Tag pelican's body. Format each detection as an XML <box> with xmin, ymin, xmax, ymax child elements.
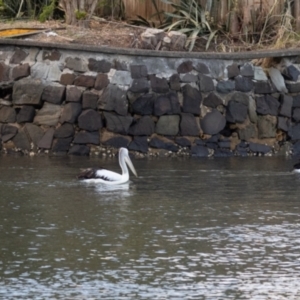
<box><xmin>77</xmin><ymin>148</ymin><xmax>137</xmax><ymax>185</ymax></box>
<box><xmin>293</xmin><ymin>161</ymin><xmax>300</xmax><ymax>173</ymax></box>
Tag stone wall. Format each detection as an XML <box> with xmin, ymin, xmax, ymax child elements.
<box><xmin>1</xmin><ymin>40</ymin><xmax>300</xmax><ymax>157</ymax></box>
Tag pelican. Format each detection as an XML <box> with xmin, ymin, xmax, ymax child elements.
<box><xmin>77</xmin><ymin>147</ymin><xmax>138</xmax><ymax>185</ymax></box>
<box><xmin>293</xmin><ymin>161</ymin><xmax>300</xmax><ymax>173</ymax></box>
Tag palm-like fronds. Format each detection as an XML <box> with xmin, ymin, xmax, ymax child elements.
<box><xmin>161</xmin><ymin>0</ymin><xmax>218</xmax><ymax>51</ymax></box>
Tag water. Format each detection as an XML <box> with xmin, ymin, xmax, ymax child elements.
<box><xmin>1</xmin><ymin>155</ymin><xmax>300</xmax><ymax>299</ymax></box>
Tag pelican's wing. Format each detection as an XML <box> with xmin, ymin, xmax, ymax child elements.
<box><xmin>95</xmin><ymin>169</ymin><xmax>122</xmax><ymax>182</ymax></box>
<box><xmin>77</xmin><ymin>168</ymin><xmax>122</xmax><ymax>182</ymax></box>
<box><xmin>294</xmin><ymin>162</ymin><xmax>300</xmax><ymax>169</ymax></box>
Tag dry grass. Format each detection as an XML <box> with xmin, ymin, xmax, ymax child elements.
<box><xmin>0</xmin><ymin>18</ymin><xmax>300</xmax><ymax>53</ymax></box>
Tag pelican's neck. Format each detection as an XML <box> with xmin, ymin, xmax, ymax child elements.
<box><xmin>119</xmin><ymin>150</ymin><xmax>129</xmax><ymax>176</ymax></box>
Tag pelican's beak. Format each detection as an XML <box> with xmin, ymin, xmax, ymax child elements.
<box><xmin>125</xmin><ymin>155</ymin><xmax>138</xmax><ymax>177</ymax></box>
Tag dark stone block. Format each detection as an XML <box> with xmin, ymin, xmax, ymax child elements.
<box><xmin>216</xmin><ymin>80</ymin><xmax>235</xmax><ymax>93</ymax></box>
<box><xmin>129</xmin><ymin>136</ymin><xmax>148</xmax><ymax>153</ymax></box>
<box><xmin>182</xmin><ymin>84</ymin><xmax>201</xmax><ymax>115</ymax></box>
<box><xmin>60</xmin><ymin>73</ymin><xmax>76</xmax><ymax>86</ymax></box>
<box><xmin>129</xmin><ymin>116</ymin><xmax>155</xmax><ymax>136</ymax></box>
<box><xmin>24</xmin><ymin>123</ymin><xmax>44</xmax><ymax>147</ymax></box>
<box><xmin>12</xmin><ymin>63</ymin><xmax>30</xmax><ymax>80</ymax></box>
<box><xmin>43</xmin><ymin>50</ymin><xmax>61</xmax><ymax>61</ymax></box>
<box><xmin>82</xmin><ymin>90</ymin><xmax>98</xmax><ymax>110</ymax></box>
<box><xmin>283</xmin><ymin>65</ymin><xmax>300</xmax><ymax>81</ymax></box>
<box><xmin>169</xmin><ymin>74</ymin><xmax>181</xmax><ymax>91</ymax></box>
<box><xmin>191</xmin><ymin>145</ymin><xmax>209</xmax><ymax>157</ymax></box>
<box><xmin>292</xmin><ymin>141</ymin><xmax>300</xmax><ymax>156</ymax></box>
<box><xmin>98</xmin><ymin>84</ymin><xmax>128</xmax><ymax>116</ymax></box>
<box><xmin>235</xmin><ymin>76</ymin><xmax>253</xmax><ymax>92</ymax></box>
<box><xmin>203</xmin><ymin>92</ymin><xmax>223</xmax><ymax>108</ymax></box>
<box><xmin>199</xmin><ymin>74</ymin><xmax>214</xmax><ymax>92</ymax></box>
<box><xmin>293</xmin><ymin>95</ymin><xmax>300</xmax><ymax>108</ymax></box>
<box><xmin>180</xmin><ymin>113</ymin><xmax>199</xmax><ymax>136</ymax></box>
<box><xmin>129</xmin><ymin>78</ymin><xmax>150</xmax><ymax>93</ymax></box>
<box><xmin>154</xmin><ymin>92</ymin><xmax>181</xmax><ymax>116</ymax></box>
<box><xmin>218</xmin><ymin>140</ymin><xmax>231</xmax><ymax>148</ymax></box>
<box><xmin>286</xmin><ymin>82</ymin><xmax>300</xmax><ymax>93</ymax></box>
<box><xmin>13</xmin><ymin>78</ymin><xmax>44</xmax><ymax>106</ymax></box>
<box><xmin>60</xmin><ymin>102</ymin><xmax>82</xmax><ymax>124</ymax></box>
<box><xmin>99</xmin><ymin>84</ymin><xmax>128</xmax><ymax>116</ymax></box>
<box><xmin>214</xmin><ymin>148</ymin><xmax>234</xmax><ymax>157</ymax></box>
<box><xmin>254</xmin><ymin>81</ymin><xmax>274</xmax><ymax>94</ymax></box>
<box><xmin>74</xmin><ymin>75</ymin><xmax>95</xmax><ymax>88</ymax></box>
<box><xmin>0</xmin><ymin>62</ymin><xmax>10</xmax><ymax>81</ymax></box>
<box><xmin>206</xmin><ymin>142</ymin><xmax>218</xmax><ymax>149</ymax></box>
<box><xmin>88</xmin><ymin>58</ymin><xmax>112</xmax><ymax>73</ymax></box>
<box><xmin>175</xmin><ymin>137</ymin><xmax>191</xmax><ymax>147</ymax></box>
<box><xmin>150</xmin><ymin>76</ymin><xmax>169</xmax><ymax>93</ymax></box>
<box><xmin>104</xmin><ymin>112</ymin><xmax>133</xmax><ymax>134</ymax></box>
<box><xmin>66</xmin><ymin>86</ymin><xmax>83</xmax><ymax>103</ymax></box>
<box><xmin>10</xmin><ymin>49</ymin><xmax>28</xmax><ymax>64</ymax></box>
<box><xmin>73</xmin><ymin>131</ymin><xmax>100</xmax><ymax>145</ymax></box>
<box><xmin>180</xmin><ymin>73</ymin><xmax>198</xmax><ymax>83</ymax></box>
<box><xmin>195</xmin><ymin>139</ymin><xmax>206</xmax><ymax>146</ymax></box>
<box><xmin>177</xmin><ymin>61</ymin><xmax>193</xmax><ymax>73</ymax></box>
<box><xmin>227</xmin><ymin>63</ymin><xmax>240</xmax><ymax>78</ymax></box>
<box><xmin>206</xmin><ymin>134</ymin><xmax>220</xmax><ymax>142</ymax></box>
<box><xmin>78</xmin><ymin>109</ymin><xmax>102</xmax><ymax>131</ymax></box>
<box><xmin>279</xmin><ymin>94</ymin><xmax>293</xmax><ymax>118</ymax></box>
<box><xmin>200</xmin><ymin>110</ymin><xmax>226</xmax><ymax>135</ymax></box>
<box><xmin>94</xmin><ymin>73</ymin><xmax>109</xmax><ymax>90</ymax></box>
<box><xmin>1</xmin><ymin>124</ymin><xmax>18</xmax><ymax>142</ymax></box>
<box><xmin>240</xmin><ymin>63</ymin><xmax>254</xmax><ymax>77</ymax></box>
<box><xmin>42</xmin><ymin>83</ymin><xmax>65</xmax><ymax>105</ymax></box>
<box><xmin>38</xmin><ymin>128</ymin><xmax>55</xmax><ymax>149</ymax></box>
<box><xmin>0</xmin><ymin>81</ymin><xmax>13</xmax><ymax>98</ymax></box>
<box><xmin>17</xmin><ymin>106</ymin><xmax>35</xmax><ymax>123</ymax></box>
<box><xmin>236</xmin><ymin>142</ymin><xmax>249</xmax><ymax>156</ymax></box>
<box><xmin>256</xmin><ymin>95</ymin><xmax>280</xmax><ymax>116</ymax></box>
<box><xmin>69</xmin><ymin>145</ymin><xmax>90</xmax><ymax>156</ymax></box>
<box><xmin>249</xmin><ymin>142</ymin><xmax>271</xmax><ymax>154</ymax></box>
<box><xmin>194</xmin><ymin>62</ymin><xmax>209</xmax><ymax>74</ymax></box>
<box><xmin>114</xmin><ymin>60</ymin><xmax>128</xmax><ymax>71</ymax></box>
<box><xmin>149</xmin><ymin>136</ymin><xmax>178</xmax><ymax>152</ymax></box>
<box><xmin>13</xmin><ymin>130</ymin><xmax>31</xmax><ymax>151</ymax></box>
<box><xmin>0</xmin><ymin>107</ymin><xmax>16</xmax><ymax>123</ymax></box>
<box><xmin>288</xmin><ymin>124</ymin><xmax>300</xmax><ymax>140</ymax></box>
<box><xmin>278</xmin><ymin>117</ymin><xmax>290</xmax><ymax>132</ymax></box>
<box><xmin>52</xmin><ymin>137</ymin><xmax>73</xmax><ymax>152</ymax></box>
<box><xmin>293</xmin><ymin>108</ymin><xmax>300</xmax><ymax>122</ymax></box>
<box><xmin>103</xmin><ymin>136</ymin><xmax>130</xmax><ymax>148</ymax></box>
<box><xmin>131</xmin><ymin>94</ymin><xmax>154</xmax><ymax>115</ymax></box>
<box><xmin>130</xmin><ymin>65</ymin><xmax>148</xmax><ymax>78</ymax></box>
<box><xmin>226</xmin><ymin>101</ymin><xmax>248</xmax><ymax>123</ymax></box>
<box><xmin>54</xmin><ymin>123</ymin><xmax>75</xmax><ymax>138</ymax></box>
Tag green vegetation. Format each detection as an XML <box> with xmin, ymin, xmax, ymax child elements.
<box><xmin>161</xmin><ymin>0</ymin><xmax>217</xmax><ymax>51</ymax></box>
<box><xmin>39</xmin><ymin>0</ymin><xmax>55</xmax><ymax>22</ymax></box>
<box><xmin>75</xmin><ymin>10</ymin><xmax>87</xmax><ymax>20</ymax></box>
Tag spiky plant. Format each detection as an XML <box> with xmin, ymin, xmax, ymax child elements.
<box><xmin>161</xmin><ymin>0</ymin><xmax>218</xmax><ymax>51</ymax></box>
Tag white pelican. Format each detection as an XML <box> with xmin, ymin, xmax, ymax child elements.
<box><xmin>293</xmin><ymin>161</ymin><xmax>300</xmax><ymax>173</ymax></box>
<box><xmin>77</xmin><ymin>147</ymin><xmax>138</xmax><ymax>185</ymax></box>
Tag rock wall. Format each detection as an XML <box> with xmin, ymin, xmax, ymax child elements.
<box><xmin>0</xmin><ymin>41</ymin><xmax>300</xmax><ymax>157</ymax></box>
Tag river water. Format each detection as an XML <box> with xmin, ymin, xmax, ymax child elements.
<box><xmin>0</xmin><ymin>155</ymin><xmax>300</xmax><ymax>299</ymax></box>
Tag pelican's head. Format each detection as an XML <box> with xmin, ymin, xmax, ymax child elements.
<box><xmin>119</xmin><ymin>148</ymin><xmax>138</xmax><ymax>177</ymax></box>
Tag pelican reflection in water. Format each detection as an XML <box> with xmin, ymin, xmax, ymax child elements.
<box><xmin>77</xmin><ymin>147</ymin><xmax>138</xmax><ymax>185</ymax></box>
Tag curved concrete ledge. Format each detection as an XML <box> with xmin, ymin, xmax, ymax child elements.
<box><xmin>1</xmin><ymin>38</ymin><xmax>300</xmax><ymax>60</ymax></box>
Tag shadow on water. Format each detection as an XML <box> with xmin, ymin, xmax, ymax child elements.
<box><xmin>1</xmin><ymin>155</ymin><xmax>300</xmax><ymax>299</ymax></box>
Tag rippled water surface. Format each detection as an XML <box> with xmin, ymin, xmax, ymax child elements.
<box><xmin>1</xmin><ymin>155</ymin><xmax>300</xmax><ymax>299</ymax></box>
